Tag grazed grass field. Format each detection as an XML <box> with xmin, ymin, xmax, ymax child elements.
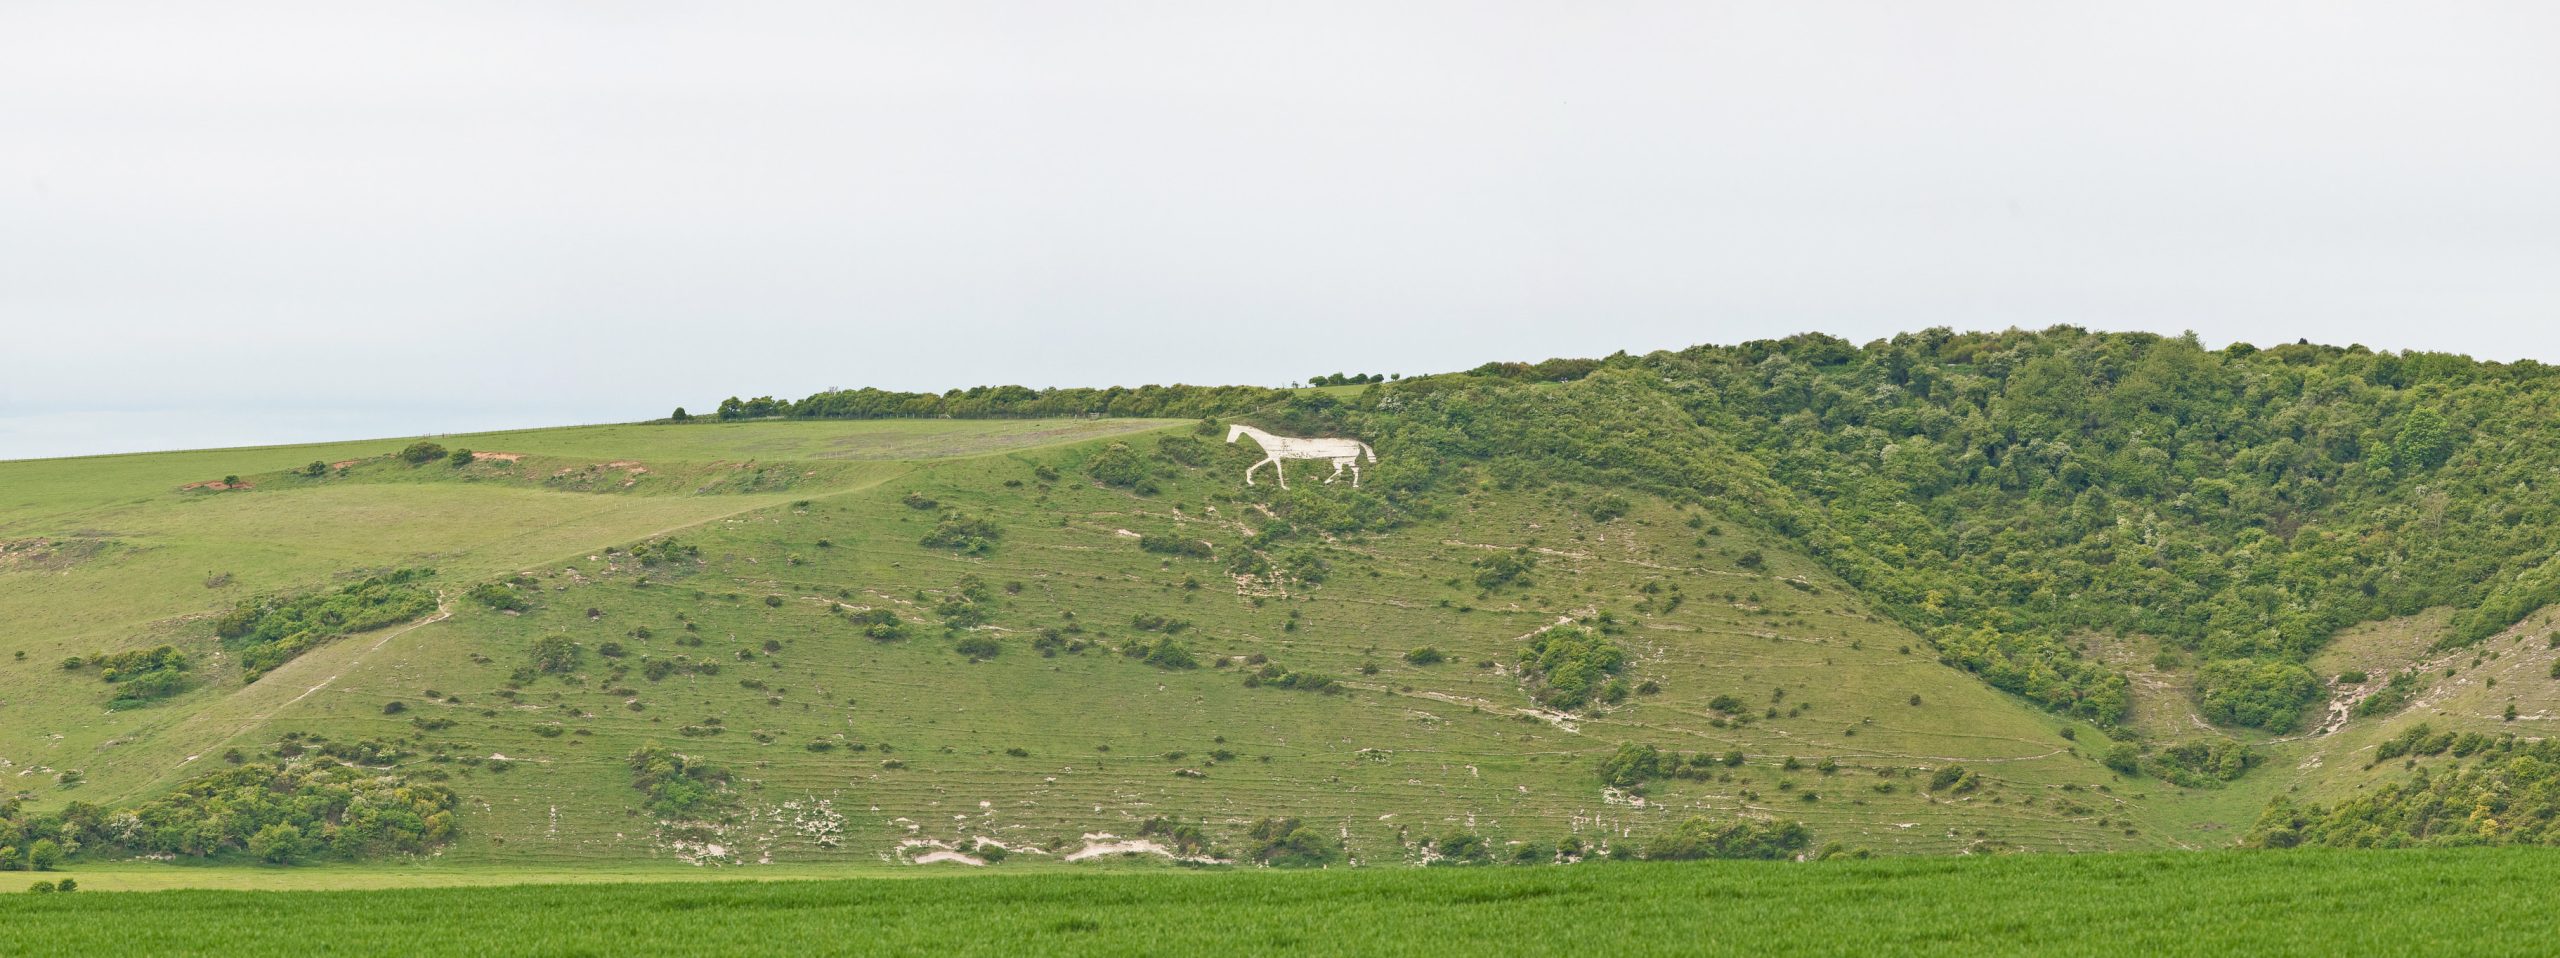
<box><xmin>6</xmin><ymin>849</ymin><xmax>2551</xmax><ymax>957</ymax></box>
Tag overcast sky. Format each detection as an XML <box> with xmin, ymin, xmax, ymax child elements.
<box><xmin>4</xmin><ymin>2</ymin><xmax>2555</xmax><ymax>459</ymax></box>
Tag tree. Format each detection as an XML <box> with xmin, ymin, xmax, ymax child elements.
<box><xmin>448</xmin><ymin>448</ymin><xmax>476</xmax><ymax>466</ymax></box>
<box><xmin>2197</xmin><ymin>659</ymin><xmax>2320</xmax><ymax>732</ymax></box>
<box><xmin>2103</xmin><ymin>743</ymin><xmax>2142</xmax><ymax>776</ymax></box>
<box><xmin>399</xmin><ymin>441</ymin><xmax>448</xmax><ymax>464</ymax></box>
<box><xmin>27</xmin><ymin>839</ymin><xmax>62</xmax><ymax>871</ymax></box>
<box><xmin>670</xmin><ymin>407</ymin><xmax>692</xmax><ymax>421</ymax></box>
<box><xmin>249</xmin><ymin>823</ymin><xmax>305</xmax><ymax>864</ymax></box>
<box><xmin>2395</xmin><ymin>408</ymin><xmax>2454</xmax><ymax>470</ymax></box>
<box><xmin>303</xmin><ymin>460</ymin><xmax>328</xmax><ymax>477</ymax></box>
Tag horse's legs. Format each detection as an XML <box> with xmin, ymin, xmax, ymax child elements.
<box><xmin>1244</xmin><ymin>456</ymin><xmax>1273</xmax><ymax>486</ymax></box>
<box><xmin>1323</xmin><ymin>460</ymin><xmax>1346</xmax><ymax>484</ymax></box>
<box><xmin>1274</xmin><ymin>459</ymin><xmax>1288</xmax><ymax>489</ymax></box>
<box><xmin>1350</xmin><ymin>462</ymin><xmax>1361</xmax><ymax>488</ymax></box>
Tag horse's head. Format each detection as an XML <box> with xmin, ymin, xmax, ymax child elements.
<box><xmin>1226</xmin><ymin>423</ymin><xmax>1248</xmax><ymax>443</ymax></box>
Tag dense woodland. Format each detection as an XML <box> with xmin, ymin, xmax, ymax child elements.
<box><xmin>704</xmin><ymin>327</ymin><xmax>2560</xmax><ymax>733</ymax></box>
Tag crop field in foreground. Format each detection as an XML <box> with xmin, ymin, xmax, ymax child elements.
<box><xmin>4</xmin><ymin>848</ymin><xmax>2551</xmax><ymax>957</ymax></box>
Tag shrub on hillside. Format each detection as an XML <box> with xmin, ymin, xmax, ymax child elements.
<box><xmin>626</xmin><ymin>743</ymin><xmax>734</xmax><ymax>821</ymax></box>
<box><xmin>1138</xmin><ymin>533</ymin><xmax>1213</xmax><ymax>559</ymax></box>
<box><xmin>2248</xmin><ymin>729</ymin><xmax>2560</xmax><ymax>848</ymax></box>
<box><xmin>1472</xmin><ymin>550</ymin><xmax>1536</xmax><ymax>590</ymax></box>
<box><xmin>213</xmin><ymin>569</ymin><xmax>438</xmax><ymax>680</ymax></box>
<box><xmin>528</xmin><ymin>634</ymin><xmax>580</xmax><ymax>674</ymax></box>
<box><xmin>1518</xmin><ymin>625</ymin><xmax>1627</xmax><ymax>711</ymax></box>
<box><xmin>2197</xmin><ymin>659</ymin><xmax>2320</xmax><ymax>732</ymax></box>
<box><xmin>1084</xmin><ymin>443</ymin><xmax>1155</xmax><ymax>492</ymax></box>
<box><xmin>0</xmin><ymin>760</ymin><xmax>456</xmax><ymax>864</ymax></box>
<box><xmin>467</xmin><ymin>581</ymin><xmax>530</xmax><ymax>612</ymax></box>
<box><xmin>2148</xmin><ymin>738</ymin><xmax>2261</xmax><ymax>787</ymax></box>
<box><xmin>1598</xmin><ymin>743</ymin><xmax>1662</xmax><ymax>789</ymax></box>
<box><xmin>1245</xmin><ymin>817</ymin><xmax>1342</xmax><ymax>867</ymax></box>
<box><xmin>398</xmin><ymin>442</ymin><xmax>448</xmax><ymax>464</ymax></box>
<box><xmin>1647</xmin><ymin>818</ymin><xmax>1812</xmax><ymax>861</ymax></box>
<box><xmin>919</xmin><ymin>514</ymin><xmax>1003</xmax><ymax>554</ymax></box>
<box><xmin>1126</xmin><ymin>636</ymin><xmax>1199</xmax><ymax>670</ymax></box>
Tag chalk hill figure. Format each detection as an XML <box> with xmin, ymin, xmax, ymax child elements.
<box><xmin>1226</xmin><ymin>424</ymin><xmax>1375</xmax><ymax>489</ymax></box>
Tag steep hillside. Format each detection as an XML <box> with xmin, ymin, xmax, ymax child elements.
<box><xmin>18</xmin><ymin>327</ymin><xmax>2560</xmax><ymax>874</ymax></box>
<box><xmin>738</xmin><ymin>329</ymin><xmax>2560</xmax><ymax>739</ymax></box>
<box><xmin>5</xmin><ymin>416</ymin><xmax>2184</xmax><ymax>872</ymax></box>
<box><xmin>0</xmin><ymin>419</ymin><xmax>1174</xmax><ymax>810</ymax></box>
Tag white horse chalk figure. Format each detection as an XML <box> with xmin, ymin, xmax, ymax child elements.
<box><xmin>1226</xmin><ymin>424</ymin><xmax>1376</xmax><ymax>489</ymax></box>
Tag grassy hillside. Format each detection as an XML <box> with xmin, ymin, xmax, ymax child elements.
<box><xmin>10</xmin><ymin>849</ymin><xmax>2559</xmax><ymax>956</ymax></box>
<box><xmin>17</xmin><ymin>328</ymin><xmax>2560</xmax><ymax>883</ymax></box>
<box><xmin>0</xmin><ymin>419</ymin><xmax>1175</xmax><ymax>811</ymax></box>
<box><xmin>4</xmin><ymin>412</ymin><xmax>2187</xmax><ymax>877</ymax></box>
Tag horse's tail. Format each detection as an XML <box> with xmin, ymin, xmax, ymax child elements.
<box><xmin>1360</xmin><ymin>441</ymin><xmax>1376</xmax><ymax>462</ymax></box>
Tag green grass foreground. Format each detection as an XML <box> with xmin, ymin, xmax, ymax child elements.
<box><xmin>5</xmin><ymin>849</ymin><xmax>2551</xmax><ymax>957</ymax></box>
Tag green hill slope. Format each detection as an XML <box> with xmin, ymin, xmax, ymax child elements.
<box><xmin>15</xmin><ymin>326</ymin><xmax>2560</xmax><ymax>877</ymax></box>
<box><xmin>3</xmin><ymin>415</ymin><xmax>2173</xmax><ymax>872</ymax></box>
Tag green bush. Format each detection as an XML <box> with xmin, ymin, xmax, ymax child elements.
<box><xmin>1472</xmin><ymin>550</ymin><xmax>1536</xmax><ymax>590</ymax></box>
<box><xmin>2102</xmin><ymin>744</ymin><xmax>2142</xmax><ymax>776</ymax></box>
<box><xmin>214</xmin><ymin>569</ymin><xmax>438</xmax><ymax>680</ymax></box>
<box><xmin>2197</xmin><ymin>659</ymin><xmax>2321</xmax><ymax>732</ymax></box>
<box><xmin>528</xmin><ymin>635</ymin><xmax>580</xmax><ymax>674</ymax></box>
<box><xmin>2353</xmin><ymin>672</ymin><xmax>2422</xmax><ymax>717</ymax></box>
<box><xmin>1128</xmin><ymin>637</ymin><xmax>1198</xmax><ymax>670</ymax></box>
<box><xmin>1084</xmin><ymin>443</ymin><xmax>1154</xmax><ymax>491</ymax></box>
<box><xmin>1646</xmin><ymin>818</ymin><xmax>1812</xmax><ymax>860</ymax></box>
<box><xmin>398</xmin><ymin>442</ymin><xmax>448</xmax><ymax>464</ymax></box>
<box><xmin>1244</xmin><ymin>817</ymin><xmax>1342</xmax><ymax>867</ymax></box>
<box><xmin>920</xmin><ymin>514</ymin><xmax>1003</xmax><ymax>554</ymax></box>
<box><xmin>1927</xmin><ymin>765</ymin><xmax>1978</xmax><ymax>793</ymax></box>
<box><xmin>466</xmin><ymin>582</ymin><xmax>530</xmax><ymax>612</ymax></box>
<box><xmin>626</xmin><ymin>743</ymin><xmax>734</xmax><ymax>820</ymax></box>
<box><xmin>1518</xmin><ymin>625</ymin><xmax>1626</xmax><ymax>711</ymax></box>
<box><xmin>1138</xmin><ymin>534</ymin><xmax>1213</xmax><ymax>559</ymax></box>
<box><xmin>2148</xmin><ymin>738</ymin><xmax>2261</xmax><ymax>787</ymax></box>
<box><xmin>1598</xmin><ymin>743</ymin><xmax>1662</xmax><ymax>788</ymax></box>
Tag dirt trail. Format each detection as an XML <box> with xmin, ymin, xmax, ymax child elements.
<box><xmin>165</xmin><ymin>592</ymin><xmax>453</xmax><ymax>770</ymax></box>
<box><xmin>2296</xmin><ymin>644</ymin><xmax>2481</xmax><ymax>740</ymax></box>
<box><xmin>130</xmin><ymin>480</ymin><xmax>850</xmax><ymax>782</ymax></box>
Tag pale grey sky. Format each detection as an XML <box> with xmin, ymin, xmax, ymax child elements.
<box><xmin>4</xmin><ymin>2</ymin><xmax>2555</xmax><ymax>459</ymax></box>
